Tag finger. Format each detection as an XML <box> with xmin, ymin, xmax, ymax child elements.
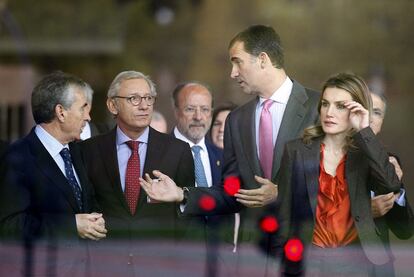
<box><xmin>235</xmin><ymin>193</ymin><xmax>261</xmax><ymax>201</ymax></box>
<box><xmin>236</xmin><ymin>198</ymin><xmax>262</xmax><ymax>207</ymax></box>
<box><xmin>144</xmin><ymin>173</ymin><xmax>154</xmax><ymax>183</ymax></box>
<box><xmin>254</xmin><ymin>175</ymin><xmax>268</xmax><ymax>184</ymax></box>
<box><xmin>236</xmin><ymin>188</ymin><xmax>261</xmax><ymax>196</ymax></box>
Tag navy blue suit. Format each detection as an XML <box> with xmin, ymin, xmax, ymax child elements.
<box><xmin>0</xmin><ymin>129</ymin><xmax>97</xmax><ymax>276</ymax></box>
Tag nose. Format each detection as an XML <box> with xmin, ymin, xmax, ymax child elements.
<box><xmin>84</xmin><ymin>109</ymin><xmax>91</xmax><ymax>122</ymax></box>
<box><xmin>219</xmin><ymin>122</ymin><xmax>225</xmax><ymax>133</ymax></box>
<box><xmin>193</xmin><ymin>108</ymin><xmax>202</xmax><ymax>121</ymax></box>
<box><xmin>230</xmin><ymin>65</ymin><xmax>239</xmax><ymax>79</ymax></box>
<box><xmin>326</xmin><ymin>105</ymin><xmax>334</xmax><ymax>117</ymax></box>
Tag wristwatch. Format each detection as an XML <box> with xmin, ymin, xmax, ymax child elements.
<box><xmin>181</xmin><ymin>187</ymin><xmax>189</xmax><ymax>205</ymax></box>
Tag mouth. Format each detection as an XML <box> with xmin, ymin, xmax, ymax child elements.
<box><xmin>189</xmin><ymin>124</ymin><xmax>205</xmax><ymax>129</ymax></box>
<box><xmin>323</xmin><ymin>121</ymin><xmax>336</xmax><ymax>126</ymax></box>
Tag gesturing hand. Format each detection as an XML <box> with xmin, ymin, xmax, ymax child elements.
<box><xmin>344</xmin><ymin>101</ymin><xmax>369</xmax><ymax>131</ymax></box>
<box><xmin>140</xmin><ymin>170</ymin><xmax>184</xmax><ymax>203</ymax></box>
<box><xmin>234</xmin><ymin>175</ymin><xmax>278</xmax><ymax>208</ymax></box>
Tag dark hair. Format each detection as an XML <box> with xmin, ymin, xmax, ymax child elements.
<box><xmin>171</xmin><ymin>81</ymin><xmax>214</xmax><ymax>108</ymax></box>
<box><xmin>208</xmin><ymin>101</ymin><xmax>237</xmax><ymax>141</ymax></box>
<box><xmin>229</xmin><ymin>25</ymin><xmax>284</xmax><ymax>69</ymax></box>
<box><xmin>303</xmin><ymin>72</ymin><xmax>372</xmax><ymax>146</ymax></box>
<box><xmin>31</xmin><ymin>71</ymin><xmax>92</xmax><ymax>124</ymax></box>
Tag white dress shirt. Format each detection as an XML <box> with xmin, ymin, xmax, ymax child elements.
<box><xmin>174</xmin><ymin>127</ymin><xmax>212</xmax><ymax>187</ymax></box>
<box><xmin>255</xmin><ymin>76</ymin><xmax>293</xmax><ymax>158</ymax></box>
<box><xmin>35</xmin><ymin>125</ymin><xmax>82</xmax><ymax>188</ymax></box>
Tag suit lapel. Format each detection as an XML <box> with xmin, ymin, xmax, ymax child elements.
<box><xmin>240</xmin><ymin>98</ymin><xmax>262</xmax><ymax>176</ymax></box>
<box><xmin>205</xmin><ymin>141</ymin><xmax>223</xmax><ymax>186</ymax></box>
<box><xmin>303</xmin><ymin>138</ymin><xmax>321</xmax><ymax>216</ymax></box>
<box><xmin>272</xmin><ymin>81</ymin><xmax>309</xmax><ymax>180</ymax></box>
<box><xmin>345</xmin><ymin>149</ymin><xmax>359</xmax><ymax>204</ymax></box>
<box><xmin>99</xmin><ymin>129</ymin><xmax>130</xmax><ymax>213</ymax></box>
<box><xmin>27</xmin><ymin>131</ymin><xmax>80</xmax><ymax>213</ymax></box>
<box><xmin>70</xmin><ymin>142</ymin><xmax>90</xmax><ymax>212</ymax></box>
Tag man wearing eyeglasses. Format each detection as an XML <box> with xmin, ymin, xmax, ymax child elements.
<box><xmin>79</xmin><ymin>71</ymin><xmax>195</xmax><ymax>276</ymax></box>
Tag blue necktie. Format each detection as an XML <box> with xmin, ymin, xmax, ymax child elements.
<box><xmin>192</xmin><ymin>145</ymin><xmax>208</xmax><ymax>187</ymax></box>
<box><xmin>60</xmin><ymin>148</ymin><xmax>83</xmax><ymax>211</ymax></box>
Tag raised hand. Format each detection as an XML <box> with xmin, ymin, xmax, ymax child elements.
<box><xmin>139</xmin><ymin>170</ymin><xmax>184</xmax><ymax>203</ymax></box>
<box><xmin>344</xmin><ymin>100</ymin><xmax>369</xmax><ymax>131</ymax></box>
<box><xmin>234</xmin><ymin>175</ymin><xmax>278</xmax><ymax>208</ymax></box>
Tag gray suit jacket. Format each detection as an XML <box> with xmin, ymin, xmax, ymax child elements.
<box><xmin>275</xmin><ymin>128</ymin><xmax>401</xmax><ymax>275</ymax></box>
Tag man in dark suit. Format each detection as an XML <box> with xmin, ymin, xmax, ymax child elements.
<box><xmin>141</xmin><ymin>25</ymin><xmax>320</xmax><ymax>276</ymax></box>
<box><xmin>369</xmin><ymin>91</ymin><xmax>413</xmax><ymax>276</ymax></box>
<box><xmin>172</xmin><ymin>81</ymin><xmax>234</xmax><ymax>276</ymax></box>
<box><xmin>80</xmin><ymin>71</ymin><xmax>195</xmax><ymax>276</ymax></box>
<box><xmin>0</xmin><ymin>71</ymin><xmax>107</xmax><ymax>276</ymax></box>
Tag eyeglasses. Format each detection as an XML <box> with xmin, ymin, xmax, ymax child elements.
<box><xmin>182</xmin><ymin>106</ymin><xmax>212</xmax><ymax>116</ymax></box>
<box><xmin>112</xmin><ymin>95</ymin><xmax>156</xmax><ymax>106</ymax></box>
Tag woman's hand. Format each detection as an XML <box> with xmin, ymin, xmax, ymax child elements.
<box><xmin>345</xmin><ymin>101</ymin><xmax>370</xmax><ymax>131</ymax></box>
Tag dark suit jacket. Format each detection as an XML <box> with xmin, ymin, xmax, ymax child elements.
<box><xmin>0</xmin><ymin>140</ymin><xmax>8</xmax><ymax>159</ymax></box>
<box><xmin>0</xmin><ymin>129</ymin><xmax>97</xmax><ymax>276</ymax></box>
<box><xmin>80</xmin><ymin>127</ymin><xmax>195</xmax><ymax>239</ymax></box>
<box><xmin>183</xmin><ymin>81</ymin><xmax>320</xmax><ymax>228</ymax></box>
<box><xmin>275</xmin><ymin>127</ymin><xmax>401</xmax><ymax>275</ymax></box>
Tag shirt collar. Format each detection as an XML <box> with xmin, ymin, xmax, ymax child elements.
<box><xmin>173</xmin><ymin>127</ymin><xmax>207</xmax><ymax>151</ymax></box>
<box><xmin>116</xmin><ymin>126</ymin><xmax>149</xmax><ymax>146</ymax></box>
<box><xmin>259</xmin><ymin>76</ymin><xmax>293</xmax><ymax>105</ymax></box>
<box><xmin>35</xmin><ymin>125</ymin><xmax>68</xmax><ymax>158</ymax></box>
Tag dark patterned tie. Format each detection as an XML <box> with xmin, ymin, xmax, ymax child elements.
<box><xmin>60</xmin><ymin>148</ymin><xmax>83</xmax><ymax>211</ymax></box>
<box><xmin>192</xmin><ymin>145</ymin><xmax>208</xmax><ymax>187</ymax></box>
<box><xmin>125</xmin><ymin>141</ymin><xmax>141</xmax><ymax>215</ymax></box>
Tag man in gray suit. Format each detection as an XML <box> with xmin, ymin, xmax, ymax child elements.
<box><xmin>141</xmin><ymin>25</ymin><xmax>320</xmax><ymax>276</ymax></box>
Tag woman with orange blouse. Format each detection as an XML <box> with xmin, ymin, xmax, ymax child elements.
<box><xmin>275</xmin><ymin>73</ymin><xmax>401</xmax><ymax>276</ymax></box>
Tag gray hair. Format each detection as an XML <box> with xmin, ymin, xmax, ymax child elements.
<box><xmin>31</xmin><ymin>71</ymin><xmax>92</xmax><ymax>124</ymax></box>
<box><xmin>107</xmin><ymin>71</ymin><xmax>157</xmax><ymax>98</ymax></box>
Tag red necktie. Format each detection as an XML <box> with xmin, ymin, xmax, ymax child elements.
<box><xmin>125</xmin><ymin>140</ymin><xmax>140</xmax><ymax>215</ymax></box>
<box><xmin>259</xmin><ymin>99</ymin><xmax>274</xmax><ymax>179</ymax></box>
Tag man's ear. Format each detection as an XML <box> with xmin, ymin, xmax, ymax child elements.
<box><xmin>107</xmin><ymin>98</ymin><xmax>118</xmax><ymax>116</ymax></box>
<box><xmin>259</xmin><ymin>52</ymin><xmax>270</xmax><ymax>68</ymax></box>
<box><xmin>55</xmin><ymin>104</ymin><xmax>66</xmax><ymax>122</ymax></box>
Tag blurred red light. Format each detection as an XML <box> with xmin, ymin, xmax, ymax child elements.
<box><xmin>260</xmin><ymin>216</ymin><xmax>279</xmax><ymax>233</ymax></box>
<box><xmin>223</xmin><ymin>176</ymin><xmax>241</xmax><ymax>196</ymax></box>
<box><xmin>199</xmin><ymin>195</ymin><xmax>216</xmax><ymax>211</ymax></box>
<box><xmin>284</xmin><ymin>238</ymin><xmax>304</xmax><ymax>262</ymax></box>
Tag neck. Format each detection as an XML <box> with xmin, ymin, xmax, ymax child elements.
<box><xmin>259</xmin><ymin>68</ymin><xmax>287</xmax><ymax>99</ymax></box>
<box><xmin>322</xmin><ymin>134</ymin><xmax>347</xmax><ymax>154</ymax></box>
<box><xmin>118</xmin><ymin>124</ymin><xmax>146</xmax><ymax>140</ymax></box>
<box><xmin>40</xmin><ymin>122</ymin><xmax>68</xmax><ymax>145</ymax></box>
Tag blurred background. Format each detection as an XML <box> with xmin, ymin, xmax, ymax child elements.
<box><xmin>0</xmin><ymin>0</ymin><xmax>413</xmax><ymax>272</ymax></box>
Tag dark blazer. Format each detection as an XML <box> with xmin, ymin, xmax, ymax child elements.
<box><xmin>184</xmin><ymin>81</ymin><xmax>320</xmax><ymax>220</ymax></box>
<box><xmin>80</xmin><ymin>127</ymin><xmax>195</xmax><ymax>238</ymax></box>
<box><xmin>180</xmin><ymin>80</ymin><xmax>319</xmax><ymax>276</ymax></box>
<box><xmin>275</xmin><ymin>127</ymin><xmax>401</xmax><ymax>275</ymax></box>
<box><xmin>0</xmin><ymin>129</ymin><xmax>97</xmax><ymax>276</ymax></box>
<box><xmin>373</xmin><ymin>154</ymin><xmax>414</xmax><ymax>276</ymax></box>
<box><xmin>0</xmin><ymin>140</ymin><xmax>8</xmax><ymax>159</ymax></box>
<box><xmin>206</xmin><ymin>140</ymin><xmax>223</xmax><ymax>187</ymax></box>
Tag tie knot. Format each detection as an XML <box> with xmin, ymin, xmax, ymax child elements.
<box><xmin>263</xmin><ymin>99</ymin><xmax>274</xmax><ymax>110</ymax></box>
<box><xmin>191</xmin><ymin>145</ymin><xmax>202</xmax><ymax>155</ymax></box>
<box><xmin>60</xmin><ymin>148</ymin><xmax>71</xmax><ymax>162</ymax></box>
<box><xmin>126</xmin><ymin>140</ymin><xmax>139</xmax><ymax>151</ymax></box>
